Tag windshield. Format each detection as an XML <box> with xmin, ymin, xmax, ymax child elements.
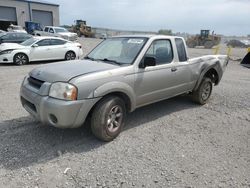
<box><xmin>86</xmin><ymin>37</ymin><xmax>147</xmax><ymax>65</ymax></box>
<box><xmin>21</xmin><ymin>38</ymin><xmax>39</xmax><ymax>46</ymax></box>
<box><xmin>54</xmin><ymin>28</ymin><xmax>68</xmax><ymax>33</ymax></box>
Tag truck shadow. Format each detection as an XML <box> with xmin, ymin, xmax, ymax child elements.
<box><xmin>0</xmin><ymin>95</ymin><xmax>198</xmax><ymax>170</ymax></box>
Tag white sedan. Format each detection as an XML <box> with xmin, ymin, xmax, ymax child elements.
<box><xmin>0</xmin><ymin>36</ymin><xmax>83</xmax><ymax>65</ymax></box>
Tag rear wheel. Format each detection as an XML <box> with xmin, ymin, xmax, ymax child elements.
<box><xmin>65</xmin><ymin>51</ymin><xmax>76</xmax><ymax>60</ymax></box>
<box><xmin>13</xmin><ymin>53</ymin><xmax>29</xmax><ymax>65</ymax></box>
<box><xmin>91</xmin><ymin>96</ymin><xmax>126</xmax><ymax>141</ymax></box>
<box><xmin>192</xmin><ymin>78</ymin><xmax>213</xmax><ymax>105</ymax></box>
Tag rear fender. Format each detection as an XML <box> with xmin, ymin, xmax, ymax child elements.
<box><xmin>193</xmin><ymin>61</ymin><xmax>222</xmax><ymax>91</ymax></box>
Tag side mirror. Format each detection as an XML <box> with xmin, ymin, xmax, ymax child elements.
<box><xmin>139</xmin><ymin>56</ymin><xmax>156</xmax><ymax>68</ymax></box>
<box><xmin>32</xmin><ymin>44</ymin><xmax>38</xmax><ymax>47</ymax></box>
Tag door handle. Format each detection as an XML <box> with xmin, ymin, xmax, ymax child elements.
<box><xmin>171</xmin><ymin>67</ymin><xmax>177</xmax><ymax>72</ymax></box>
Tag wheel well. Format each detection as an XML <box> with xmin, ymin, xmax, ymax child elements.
<box><xmin>90</xmin><ymin>91</ymin><xmax>131</xmax><ymax>113</ymax></box>
<box><xmin>85</xmin><ymin>92</ymin><xmax>132</xmax><ymax>127</ymax></box>
<box><xmin>66</xmin><ymin>50</ymin><xmax>76</xmax><ymax>55</ymax></box>
<box><xmin>204</xmin><ymin>68</ymin><xmax>219</xmax><ymax>84</ymax></box>
<box><xmin>102</xmin><ymin>92</ymin><xmax>131</xmax><ymax>112</ymax></box>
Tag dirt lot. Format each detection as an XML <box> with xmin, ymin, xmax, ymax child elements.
<box><xmin>0</xmin><ymin>38</ymin><xmax>249</xmax><ymax>188</ymax></box>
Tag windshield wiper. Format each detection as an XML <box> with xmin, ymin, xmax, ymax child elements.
<box><xmin>84</xmin><ymin>56</ymin><xmax>95</xmax><ymax>61</ymax></box>
<box><xmin>98</xmin><ymin>58</ymin><xmax>122</xmax><ymax>65</ymax></box>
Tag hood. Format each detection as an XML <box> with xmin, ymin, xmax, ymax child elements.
<box><xmin>58</xmin><ymin>32</ymin><xmax>77</xmax><ymax>37</ymax></box>
<box><xmin>30</xmin><ymin>60</ymin><xmax>119</xmax><ymax>83</ymax></box>
<box><xmin>0</xmin><ymin>43</ymin><xmax>24</xmax><ymax>51</ymax></box>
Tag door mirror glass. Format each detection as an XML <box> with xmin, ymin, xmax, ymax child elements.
<box><xmin>140</xmin><ymin>56</ymin><xmax>156</xmax><ymax>68</ymax></box>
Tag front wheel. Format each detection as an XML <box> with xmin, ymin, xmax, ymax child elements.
<box><xmin>13</xmin><ymin>53</ymin><xmax>29</xmax><ymax>65</ymax></box>
<box><xmin>65</xmin><ymin>51</ymin><xmax>76</xmax><ymax>60</ymax></box>
<box><xmin>192</xmin><ymin>78</ymin><xmax>213</xmax><ymax>105</ymax></box>
<box><xmin>91</xmin><ymin>96</ymin><xmax>126</xmax><ymax>141</ymax></box>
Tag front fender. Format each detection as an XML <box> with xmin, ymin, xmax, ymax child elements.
<box><xmin>93</xmin><ymin>81</ymin><xmax>136</xmax><ymax>111</ymax></box>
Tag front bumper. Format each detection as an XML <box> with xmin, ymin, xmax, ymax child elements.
<box><xmin>20</xmin><ymin>83</ymin><xmax>100</xmax><ymax>128</ymax></box>
<box><xmin>0</xmin><ymin>54</ymin><xmax>14</xmax><ymax>63</ymax></box>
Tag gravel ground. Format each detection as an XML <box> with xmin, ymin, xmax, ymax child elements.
<box><xmin>0</xmin><ymin>38</ymin><xmax>249</xmax><ymax>188</ymax></box>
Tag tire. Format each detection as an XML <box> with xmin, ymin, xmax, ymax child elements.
<box><xmin>192</xmin><ymin>78</ymin><xmax>213</xmax><ymax>105</ymax></box>
<box><xmin>13</xmin><ymin>53</ymin><xmax>29</xmax><ymax>65</ymax></box>
<box><xmin>77</xmin><ymin>31</ymin><xmax>81</xmax><ymax>37</ymax></box>
<box><xmin>91</xmin><ymin>96</ymin><xmax>126</xmax><ymax>141</ymax></box>
<box><xmin>65</xmin><ymin>51</ymin><xmax>76</xmax><ymax>60</ymax></box>
<box><xmin>204</xmin><ymin>41</ymin><xmax>214</xmax><ymax>49</ymax></box>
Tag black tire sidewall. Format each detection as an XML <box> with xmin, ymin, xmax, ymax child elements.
<box><xmin>91</xmin><ymin>96</ymin><xmax>126</xmax><ymax>141</ymax></box>
<box><xmin>198</xmin><ymin>78</ymin><xmax>213</xmax><ymax>104</ymax></box>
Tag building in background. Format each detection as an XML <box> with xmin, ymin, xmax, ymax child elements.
<box><xmin>0</xmin><ymin>0</ymin><xmax>59</xmax><ymax>30</ymax></box>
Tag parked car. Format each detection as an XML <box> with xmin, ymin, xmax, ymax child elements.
<box><xmin>7</xmin><ymin>24</ymin><xmax>27</xmax><ymax>33</ymax></box>
<box><xmin>0</xmin><ymin>32</ymin><xmax>32</xmax><ymax>44</ymax></box>
<box><xmin>0</xmin><ymin>36</ymin><xmax>83</xmax><ymax>65</ymax></box>
<box><xmin>20</xmin><ymin>35</ymin><xmax>228</xmax><ymax>141</ymax></box>
<box><xmin>33</xmin><ymin>26</ymin><xmax>77</xmax><ymax>41</ymax></box>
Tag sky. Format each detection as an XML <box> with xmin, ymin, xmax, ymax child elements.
<box><xmin>52</xmin><ymin>0</ymin><xmax>250</xmax><ymax>36</ymax></box>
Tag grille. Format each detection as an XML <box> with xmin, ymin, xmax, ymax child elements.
<box><xmin>28</xmin><ymin>76</ymin><xmax>44</xmax><ymax>89</ymax></box>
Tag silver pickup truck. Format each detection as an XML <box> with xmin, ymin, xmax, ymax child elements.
<box><xmin>34</xmin><ymin>26</ymin><xmax>77</xmax><ymax>41</ymax></box>
<box><xmin>20</xmin><ymin>35</ymin><xmax>228</xmax><ymax>141</ymax></box>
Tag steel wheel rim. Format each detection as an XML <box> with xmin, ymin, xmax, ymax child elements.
<box><xmin>15</xmin><ymin>54</ymin><xmax>26</xmax><ymax>65</ymax></box>
<box><xmin>107</xmin><ymin>105</ymin><xmax>123</xmax><ymax>133</ymax></box>
<box><xmin>66</xmin><ymin>52</ymin><xmax>75</xmax><ymax>60</ymax></box>
<box><xmin>201</xmin><ymin>82</ymin><xmax>211</xmax><ymax>100</ymax></box>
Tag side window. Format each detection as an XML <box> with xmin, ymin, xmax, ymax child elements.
<box><xmin>44</xmin><ymin>27</ymin><xmax>49</xmax><ymax>32</ymax></box>
<box><xmin>15</xmin><ymin>33</ymin><xmax>23</xmax><ymax>39</ymax></box>
<box><xmin>49</xmin><ymin>28</ymin><xmax>54</xmax><ymax>33</ymax></box>
<box><xmin>50</xmin><ymin>39</ymin><xmax>66</xmax><ymax>45</ymax></box>
<box><xmin>1</xmin><ymin>34</ymin><xmax>10</xmax><ymax>40</ymax></box>
<box><xmin>9</xmin><ymin>33</ymin><xmax>18</xmax><ymax>39</ymax></box>
<box><xmin>25</xmin><ymin>34</ymin><xmax>31</xmax><ymax>39</ymax></box>
<box><xmin>16</xmin><ymin>33</ymin><xmax>29</xmax><ymax>39</ymax></box>
<box><xmin>36</xmin><ymin>39</ymin><xmax>51</xmax><ymax>46</ymax></box>
<box><xmin>145</xmin><ymin>39</ymin><xmax>173</xmax><ymax>65</ymax></box>
<box><xmin>175</xmin><ymin>38</ymin><xmax>187</xmax><ymax>62</ymax></box>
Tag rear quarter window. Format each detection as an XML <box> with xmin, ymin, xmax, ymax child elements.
<box><xmin>175</xmin><ymin>38</ymin><xmax>187</xmax><ymax>62</ymax></box>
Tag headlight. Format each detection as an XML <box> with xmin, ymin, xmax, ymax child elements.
<box><xmin>49</xmin><ymin>82</ymin><xmax>77</xmax><ymax>101</ymax></box>
<box><xmin>0</xmin><ymin>49</ymin><xmax>14</xmax><ymax>55</ymax></box>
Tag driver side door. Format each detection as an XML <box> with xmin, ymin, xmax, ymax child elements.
<box><xmin>134</xmin><ymin>39</ymin><xmax>179</xmax><ymax>107</ymax></box>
